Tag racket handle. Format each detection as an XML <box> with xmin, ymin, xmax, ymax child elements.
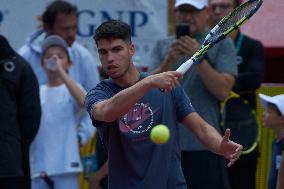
<box><xmin>176</xmin><ymin>58</ymin><xmax>194</xmax><ymax>74</ymax></box>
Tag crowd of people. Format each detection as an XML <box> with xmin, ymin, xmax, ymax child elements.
<box><xmin>1</xmin><ymin>0</ymin><xmax>283</xmax><ymax>189</ymax></box>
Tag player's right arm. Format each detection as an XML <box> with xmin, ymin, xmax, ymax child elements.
<box><xmin>90</xmin><ymin>71</ymin><xmax>182</xmax><ymax>122</ymax></box>
<box><xmin>182</xmin><ymin>112</ymin><xmax>242</xmax><ymax>166</ymax></box>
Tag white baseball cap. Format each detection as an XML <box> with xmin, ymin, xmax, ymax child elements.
<box><xmin>175</xmin><ymin>0</ymin><xmax>208</xmax><ymax>10</ymax></box>
<box><xmin>259</xmin><ymin>93</ymin><xmax>284</xmax><ymax>116</ymax></box>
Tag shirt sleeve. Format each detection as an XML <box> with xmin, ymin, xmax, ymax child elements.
<box><xmin>85</xmin><ymin>82</ymin><xmax>112</xmax><ymax>127</ymax></box>
<box><xmin>212</xmin><ymin>38</ymin><xmax>238</xmax><ymax>77</ymax></box>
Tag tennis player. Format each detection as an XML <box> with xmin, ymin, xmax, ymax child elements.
<box><xmin>85</xmin><ymin>20</ymin><xmax>242</xmax><ymax>189</ymax></box>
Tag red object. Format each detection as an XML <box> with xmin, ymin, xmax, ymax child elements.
<box><xmin>241</xmin><ymin>0</ymin><xmax>284</xmax><ymax>48</ymax></box>
<box><xmin>241</xmin><ymin>0</ymin><xmax>284</xmax><ymax>83</ymax></box>
<box><xmin>263</xmin><ymin>48</ymin><xmax>284</xmax><ymax>83</ymax></box>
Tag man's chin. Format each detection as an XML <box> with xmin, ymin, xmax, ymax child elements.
<box><xmin>109</xmin><ymin>73</ymin><xmax>123</xmax><ymax>79</ymax></box>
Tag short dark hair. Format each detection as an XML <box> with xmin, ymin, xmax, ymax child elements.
<box><xmin>93</xmin><ymin>20</ymin><xmax>132</xmax><ymax>44</ymax></box>
<box><xmin>42</xmin><ymin>0</ymin><xmax>77</xmax><ymax>28</ymax></box>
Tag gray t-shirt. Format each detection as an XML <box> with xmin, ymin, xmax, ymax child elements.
<box><xmin>85</xmin><ymin>73</ymin><xmax>195</xmax><ymax>189</ymax></box>
<box><xmin>150</xmin><ymin>36</ymin><xmax>237</xmax><ymax>151</ymax></box>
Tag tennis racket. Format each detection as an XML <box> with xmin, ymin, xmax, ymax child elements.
<box><xmin>221</xmin><ymin>92</ymin><xmax>260</xmax><ymax>154</ymax></box>
<box><xmin>176</xmin><ymin>0</ymin><xmax>263</xmax><ymax>74</ymax></box>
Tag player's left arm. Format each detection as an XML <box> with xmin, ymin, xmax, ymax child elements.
<box><xmin>182</xmin><ymin>112</ymin><xmax>242</xmax><ymax>166</ymax></box>
<box><xmin>276</xmin><ymin>152</ymin><xmax>284</xmax><ymax>189</ymax></box>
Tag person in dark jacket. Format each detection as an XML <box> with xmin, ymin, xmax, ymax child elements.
<box><xmin>0</xmin><ymin>35</ymin><xmax>41</xmax><ymax>189</ymax></box>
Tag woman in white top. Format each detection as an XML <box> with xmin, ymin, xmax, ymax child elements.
<box><xmin>30</xmin><ymin>35</ymin><xmax>86</xmax><ymax>189</ymax></box>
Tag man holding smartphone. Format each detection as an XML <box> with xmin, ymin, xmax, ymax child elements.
<box><xmin>149</xmin><ymin>0</ymin><xmax>237</xmax><ymax>188</ymax></box>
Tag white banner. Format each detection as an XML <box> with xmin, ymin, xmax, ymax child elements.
<box><xmin>0</xmin><ymin>0</ymin><xmax>168</xmax><ymax>67</ymax></box>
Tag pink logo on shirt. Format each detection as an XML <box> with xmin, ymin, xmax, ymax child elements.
<box><xmin>119</xmin><ymin>103</ymin><xmax>158</xmax><ymax>134</ymax></box>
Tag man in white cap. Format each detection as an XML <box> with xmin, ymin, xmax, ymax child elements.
<box><xmin>149</xmin><ymin>0</ymin><xmax>237</xmax><ymax>188</ymax></box>
<box><xmin>259</xmin><ymin>93</ymin><xmax>284</xmax><ymax>189</ymax></box>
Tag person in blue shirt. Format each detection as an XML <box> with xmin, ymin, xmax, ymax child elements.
<box><xmin>85</xmin><ymin>20</ymin><xmax>243</xmax><ymax>189</ymax></box>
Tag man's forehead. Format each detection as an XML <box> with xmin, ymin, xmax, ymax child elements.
<box><xmin>97</xmin><ymin>38</ymin><xmax>127</xmax><ymax>48</ymax></box>
<box><xmin>54</xmin><ymin>12</ymin><xmax>77</xmax><ymax>23</ymax></box>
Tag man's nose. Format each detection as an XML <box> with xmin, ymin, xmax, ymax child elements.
<box><xmin>106</xmin><ymin>52</ymin><xmax>115</xmax><ymax>63</ymax></box>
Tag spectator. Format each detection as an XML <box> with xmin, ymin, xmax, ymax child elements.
<box><xmin>85</xmin><ymin>19</ymin><xmax>242</xmax><ymax>189</ymax></box>
<box><xmin>149</xmin><ymin>0</ymin><xmax>237</xmax><ymax>188</ymax></box>
<box><xmin>208</xmin><ymin>0</ymin><xmax>265</xmax><ymax>188</ymax></box>
<box><xmin>29</xmin><ymin>35</ymin><xmax>87</xmax><ymax>189</ymax></box>
<box><xmin>18</xmin><ymin>0</ymin><xmax>100</xmax><ymax>91</ymax></box>
<box><xmin>0</xmin><ymin>34</ymin><xmax>41</xmax><ymax>189</ymax></box>
<box><xmin>18</xmin><ymin>0</ymin><xmax>96</xmax><ymax>150</ymax></box>
<box><xmin>259</xmin><ymin>93</ymin><xmax>284</xmax><ymax>189</ymax></box>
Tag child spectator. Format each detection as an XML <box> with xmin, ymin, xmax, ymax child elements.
<box><xmin>259</xmin><ymin>93</ymin><xmax>284</xmax><ymax>189</ymax></box>
<box><xmin>30</xmin><ymin>35</ymin><xmax>87</xmax><ymax>189</ymax></box>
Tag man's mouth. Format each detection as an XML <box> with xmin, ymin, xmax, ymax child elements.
<box><xmin>107</xmin><ymin>65</ymin><xmax>118</xmax><ymax>70</ymax></box>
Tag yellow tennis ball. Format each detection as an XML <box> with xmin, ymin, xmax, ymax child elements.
<box><xmin>150</xmin><ymin>124</ymin><xmax>170</xmax><ymax>144</ymax></box>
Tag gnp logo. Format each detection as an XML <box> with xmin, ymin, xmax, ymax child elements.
<box><xmin>77</xmin><ymin>9</ymin><xmax>151</xmax><ymax>37</ymax></box>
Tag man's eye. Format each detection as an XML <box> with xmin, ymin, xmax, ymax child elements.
<box><xmin>112</xmin><ymin>47</ymin><xmax>122</xmax><ymax>52</ymax></box>
<box><xmin>98</xmin><ymin>50</ymin><xmax>107</xmax><ymax>55</ymax></box>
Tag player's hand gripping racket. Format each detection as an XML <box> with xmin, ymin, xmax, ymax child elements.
<box><xmin>176</xmin><ymin>0</ymin><xmax>263</xmax><ymax>74</ymax></box>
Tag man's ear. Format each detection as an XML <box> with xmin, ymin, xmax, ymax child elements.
<box><xmin>129</xmin><ymin>43</ymin><xmax>135</xmax><ymax>56</ymax></box>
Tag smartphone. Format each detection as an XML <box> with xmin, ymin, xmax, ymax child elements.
<box><xmin>176</xmin><ymin>24</ymin><xmax>190</xmax><ymax>39</ymax></box>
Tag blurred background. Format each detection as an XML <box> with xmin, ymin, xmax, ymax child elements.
<box><xmin>0</xmin><ymin>0</ymin><xmax>283</xmax><ymax>188</ymax></box>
